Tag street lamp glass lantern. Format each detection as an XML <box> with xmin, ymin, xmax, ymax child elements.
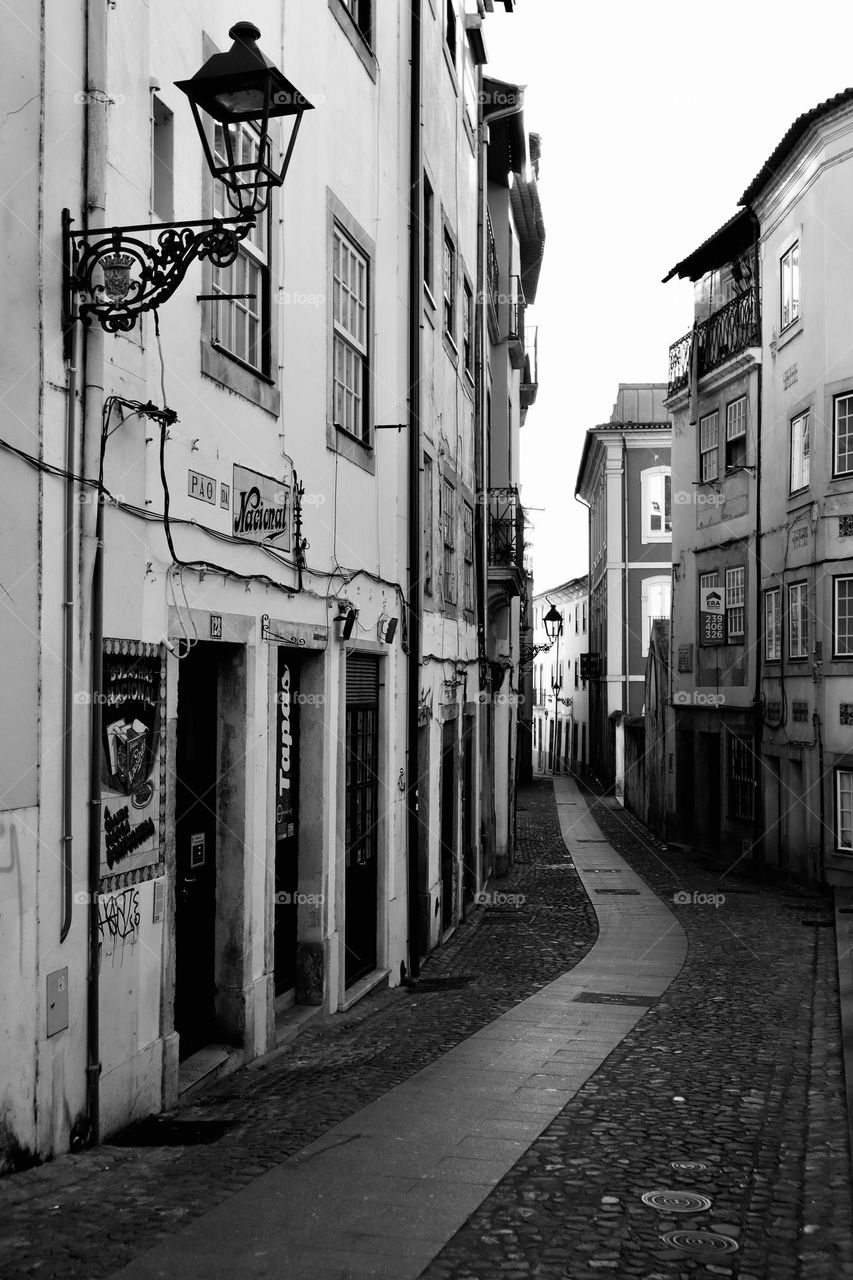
<box><xmin>175</xmin><ymin>21</ymin><xmax>313</xmax><ymax>217</ymax></box>
<box><xmin>543</xmin><ymin>604</ymin><xmax>563</xmax><ymax>642</ymax></box>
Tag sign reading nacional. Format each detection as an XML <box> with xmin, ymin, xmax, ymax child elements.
<box><xmin>232</xmin><ymin>465</ymin><xmax>291</xmax><ymax>549</ymax></box>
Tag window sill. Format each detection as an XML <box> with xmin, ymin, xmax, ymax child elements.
<box><xmin>443</xmin><ymin>330</ymin><xmax>459</xmax><ymax>366</ymax></box>
<box><xmin>787</xmin><ymin>485</ymin><xmax>810</xmax><ymax>501</ymax></box>
<box><xmin>424</xmin><ymin>283</ymin><xmax>437</xmax><ymax>312</ymax></box>
<box><xmin>201</xmin><ymin>341</ymin><xmax>280</xmax><ymax>416</ymax></box>
<box><xmin>328</xmin><ymin>0</ymin><xmax>377</xmax><ymax>81</ymax></box>
<box><xmin>328</xmin><ymin>421</ymin><xmax>376</xmax><ymax>475</ymax></box>
<box><xmin>777</xmin><ymin>318</ymin><xmax>802</xmax><ymax>352</ymax></box>
<box><xmin>442</xmin><ymin>42</ymin><xmax>459</xmax><ymax>92</ymax></box>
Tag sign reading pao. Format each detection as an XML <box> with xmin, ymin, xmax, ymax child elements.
<box><xmin>232</xmin><ymin>465</ymin><xmax>291</xmax><ymax>548</ymax></box>
<box><xmin>699</xmin><ymin>587</ymin><xmax>725</xmax><ymax>645</ymax></box>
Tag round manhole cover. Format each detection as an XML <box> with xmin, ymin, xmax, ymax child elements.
<box><xmin>670</xmin><ymin>1160</ymin><xmax>710</xmax><ymax>1172</ymax></box>
<box><xmin>660</xmin><ymin>1229</ymin><xmax>738</xmax><ymax>1254</ymax></box>
<box><xmin>642</xmin><ymin>1191</ymin><xmax>712</xmax><ymax>1213</ymax></box>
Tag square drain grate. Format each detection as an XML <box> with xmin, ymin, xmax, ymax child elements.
<box><xmin>594</xmin><ymin>888</ymin><xmax>641</xmax><ymax>895</ymax></box>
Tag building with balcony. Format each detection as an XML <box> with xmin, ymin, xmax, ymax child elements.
<box><xmin>530</xmin><ymin>579</ymin><xmax>589</xmax><ymax>777</ymax></box>
<box><xmin>575</xmin><ymin>386</ymin><xmax>672</xmax><ymax>793</ymax></box>
<box><xmin>663</xmin><ymin>211</ymin><xmax>762</xmax><ymax>863</ymax></box>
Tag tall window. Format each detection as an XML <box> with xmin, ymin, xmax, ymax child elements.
<box><xmin>333</xmin><ymin>225</ymin><xmax>369</xmax><ymax>441</ymax></box>
<box><xmin>834</xmin><ymin>576</ymin><xmax>853</xmax><ymax>657</ymax></box>
<box><xmin>642</xmin><ymin>468</ymin><xmax>672</xmax><ymax>542</ymax></box>
<box><xmin>212</xmin><ymin>124</ymin><xmax>270</xmax><ymax>374</ymax></box>
<box><xmin>725</xmin><ymin>567</ymin><xmax>745</xmax><ymax>640</ymax></box>
<box><xmin>727</xmin><ymin>733</ymin><xmax>755</xmax><ymax>822</ymax></box>
<box><xmin>340</xmin><ymin>0</ymin><xmax>372</xmax><ymax>45</ymax></box>
<box><xmin>443</xmin><ymin>229</ymin><xmax>456</xmax><ymax>339</ymax></box>
<box><xmin>462</xmin><ymin>279</ymin><xmax>473</xmax><ymax>375</ymax></box>
<box><xmin>789</xmin><ymin>581</ymin><xmax>809</xmax><ymax>659</ymax></box>
<box><xmin>151</xmin><ymin>95</ymin><xmax>173</xmax><ymax>221</ymax></box>
<box><xmin>700</xmin><ymin>412</ymin><xmax>719</xmax><ymax>482</ymax></box>
<box><xmin>423</xmin><ymin>174</ymin><xmax>434</xmax><ymax>297</ymax></box>
<box><xmin>834</xmin><ymin>393</ymin><xmax>853</xmax><ymax>476</ymax></box>
<box><xmin>641</xmin><ymin>576</ymin><xmax>671</xmax><ymax>656</ymax></box>
<box><xmin>445</xmin><ymin>0</ymin><xmax>457</xmax><ymax>64</ymax></box>
<box><xmin>726</xmin><ymin>396</ymin><xmax>747</xmax><ymax>470</ymax></box>
<box><xmin>441</xmin><ymin>478</ymin><xmax>456</xmax><ymax>604</ymax></box>
<box><xmin>463</xmin><ymin>502</ymin><xmax>474</xmax><ymax>612</ymax></box>
<box><xmin>838</xmin><ymin>771</ymin><xmax>853</xmax><ymax>852</ymax></box>
<box><xmin>781</xmin><ymin>241</ymin><xmax>800</xmax><ymax>329</ymax></box>
<box><xmin>423</xmin><ymin>454</ymin><xmax>434</xmax><ymax>597</ymax></box>
<box><xmin>764</xmin><ymin>587</ymin><xmax>781</xmax><ymax>661</ymax></box>
<box><xmin>790</xmin><ymin>411</ymin><xmax>810</xmax><ymax>492</ymax></box>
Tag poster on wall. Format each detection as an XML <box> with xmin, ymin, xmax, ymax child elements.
<box><xmin>699</xmin><ymin>587</ymin><xmax>725</xmax><ymax>646</ymax></box>
<box><xmin>99</xmin><ymin>639</ymin><xmax>166</xmax><ymax>882</ymax></box>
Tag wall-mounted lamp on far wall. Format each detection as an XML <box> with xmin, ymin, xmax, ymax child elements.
<box><xmin>378</xmin><ymin>615</ymin><xmax>398</xmax><ymax>644</ymax></box>
<box><xmin>336</xmin><ymin>606</ymin><xmax>358</xmax><ymax>641</ymax></box>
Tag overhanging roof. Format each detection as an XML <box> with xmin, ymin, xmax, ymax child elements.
<box><xmin>575</xmin><ymin>422</ymin><xmax>671</xmax><ymax>500</ymax></box>
<box><xmin>662</xmin><ymin>208</ymin><xmax>755</xmax><ymax>283</ymax></box>
<box><xmin>483</xmin><ymin>77</ymin><xmax>526</xmax><ymax>182</ymax></box>
<box><xmin>510</xmin><ymin>177</ymin><xmax>545</xmax><ymax>303</ymax></box>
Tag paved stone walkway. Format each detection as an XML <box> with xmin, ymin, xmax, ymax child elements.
<box><xmin>0</xmin><ymin>780</ymin><xmax>597</xmax><ymax>1279</ymax></box>
<box><xmin>423</xmin><ymin>783</ymin><xmax>853</xmax><ymax>1280</ymax></box>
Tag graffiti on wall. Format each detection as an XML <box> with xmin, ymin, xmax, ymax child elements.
<box><xmin>100</xmin><ymin>639</ymin><xmax>166</xmax><ymax>881</ymax></box>
<box><xmin>98</xmin><ymin>887</ymin><xmax>140</xmax><ymax>966</ymax></box>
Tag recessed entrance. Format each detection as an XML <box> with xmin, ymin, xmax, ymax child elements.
<box><xmin>344</xmin><ymin>654</ymin><xmax>379</xmax><ymax>987</ymax></box>
<box><xmin>274</xmin><ymin>650</ymin><xmax>300</xmax><ymax>996</ymax></box>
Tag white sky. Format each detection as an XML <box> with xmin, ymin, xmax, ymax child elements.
<box><xmin>484</xmin><ymin>0</ymin><xmax>853</xmax><ymax>594</ymax></box>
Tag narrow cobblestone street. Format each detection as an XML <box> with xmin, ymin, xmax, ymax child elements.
<box><xmin>1</xmin><ymin>779</ymin><xmax>852</xmax><ymax>1278</ymax></box>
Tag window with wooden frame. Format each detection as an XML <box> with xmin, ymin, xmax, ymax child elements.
<box><xmin>462</xmin><ymin>278</ymin><xmax>473</xmax><ymax>376</ymax></box>
<box><xmin>332</xmin><ymin>224</ymin><xmax>370</xmax><ymax>441</ymax></box>
<box><xmin>834</xmin><ymin>575</ymin><xmax>853</xmax><ymax>658</ymax></box>
<box><xmin>834</xmin><ymin>392</ymin><xmax>853</xmax><ymax>477</ymax></box>
<box><xmin>443</xmin><ymin>228</ymin><xmax>456</xmax><ymax>341</ymax></box>
<box><xmin>463</xmin><ymin>502</ymin><xmax>474</xmax><ymax>612</ymax></box>
<box><xmin>727</xmin><ymin>732</ymin><xmax>756</xmax><ymax>822</ymax></box>
<box><xmin>790</xmin><ymin>410</ymin><xmax>810</xmax><ymax>492</ymax></box>
<box><xmin>781</xmin><ymin>241</ymin><xmax>800</xmax><ymax>330</ymax></box>
<box><xmin>339</xmin><ymin>0</ymin><xmax>372</xmax><ymax>46</ymax></box>
<box><xmin>725</xmin><ymin>566</ymin><xmax>745</xmax><ymax>640</ymax></box>
<box><xmin>445</xmin><ymin>0</ymin><xmax>457</xmax><ymax>65</ymax></box>
<box><xmin>423</xmin><ymin>174</ymin><xmax>434</xmax><ymax>300</ymax></box>
<box><xmin>423</xmin><ymin>454</ymin><xmax>434</xmax><ymax>597</ymax></box>
<box><xmin>837</xmin><ymin>769</ymin><xmax>853</xmax><ymax>853</ymax></box>
<box><xmin>211</xmin><ymin>123</ymin><xmax>271</xmax><ymax>376</ymax></box>
<box><xmin>764</xmin><ymin>587</ymin><xmax>781</xmax><ymax>661</ymax></box>
<box><xmin>788</xmin><ymin>581</ymin><xmax>809</xmax><ymax>659</ymax></box>
<box><xmin>700</xmin><ymin>411</ymin><xmax>719</xmax><ymax>482</ymax></box>
<box><xmin>441</xmin><ymin>478</ymin><xmax>456</xmax><ymax>604</ymax></box>
<box><xmin>725</xmin><ymin>396</ymin><xmax>747</xmax><ymax>470</ymax></box>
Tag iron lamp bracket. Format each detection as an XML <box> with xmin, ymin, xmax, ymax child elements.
<box><xmin>62</xmin><ymin>207</ymin><xmax>255</xmax><ymax>336</ymax></box>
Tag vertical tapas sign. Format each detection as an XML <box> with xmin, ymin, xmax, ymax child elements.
<box><xmin>99</xmin><ymin>639</ymin><xmax>167</xmax><ymax>882</ymax></box>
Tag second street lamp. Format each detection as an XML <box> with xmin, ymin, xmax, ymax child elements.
<box><xmin>542</xmin><ymin>603</ymin><xmax>563</xmax><ymax>774</ymax></box>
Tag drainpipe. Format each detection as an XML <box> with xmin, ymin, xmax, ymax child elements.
<box><xmin>83</xmin><ymin>0</ymin><xmax>108</xmax><ymax>1143</ymax></box>
<box><xmin>406</xmin><ymin>0</ymin><xmax>422</xmax><ymax>979</ymax></box>
<box><xmin>59</xmin><ymin>315</ymin><xmax>80</xmax><ymax>942</ymax></box>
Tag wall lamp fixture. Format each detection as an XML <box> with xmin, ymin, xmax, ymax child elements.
<box><xmin>62</xmin><ymin>22</ymin><xmax>313</xmax><ymax>335</ymax></box>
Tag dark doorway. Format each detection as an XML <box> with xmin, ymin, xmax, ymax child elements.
<box><xmin>174</xmin><ymin>643</ymin><xmax>220</xmax><ymax>1059</ymax></box>
<box><xmin>462</xmin><ymin>718</ymin><xmax>476</xmax><ymax>911</ymax></box>
<box><xmin>440</xmin><ymin>720</ymin><xmax>456</xmax><ymax>932</ymax></box>
<box><xmin>274</xmin><ymin>651</ymin><xmax>300</xmax><ymax>996</ymax></box>
<box><xmin>764</xmin><ymin>755</ymin><xmax>782</xmax><ymax>871</ymax></box>
<box><xmin>344</xmin><ymin>655</ymin><xmax>379</xmax><ymax>987</ymax></box>
<box><xmin>675</xmin><ymin>728</ymin><xmax>694</xmax><ymax>843</ymax></box>
<box><xmin>700</xmin><ymin>731</ymin><xmax>721</xmax><ymax>847</ymax></box>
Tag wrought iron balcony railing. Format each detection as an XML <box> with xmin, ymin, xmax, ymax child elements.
<box><xmin>486</xmin><ymin>213</ymin><xmax>499</xmax><ymax>328</ymax></box>
<box><xmin>521</xmin><ymin>325</ymin><xmax>538</xmax><ymax>410</ymax></box>
<box><xmin>488</xmin><ymin>486</ymin><xmax>525</xmax><ymax>572</ymax></box>
<box><xmin>668</xmin><ymin>286</ymin><xmax>760</xmax><ymax>397</ymax></box>
<box><xmin>508</xmin><ymin>275</ymin><xmax>526</xmax><ymax>370</ymax></box>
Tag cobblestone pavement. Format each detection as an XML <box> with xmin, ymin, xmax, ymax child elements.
<box><xmin>0</xmin><ymin>781</ymin><xmax>597</xmax><ymax>1280</ymax></box>
<box><xmin>422</xmin><ymin>782</ymin><xmax>853</xmax><ymax>1280</ymax></box>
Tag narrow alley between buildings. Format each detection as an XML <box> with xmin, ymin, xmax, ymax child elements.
<box><xmin>1</xmin><ymin>780</ymin><xmax>850</xmax><ymax>1279</ymax></box>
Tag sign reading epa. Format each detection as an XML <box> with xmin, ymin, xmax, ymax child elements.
<box><xmin>699</xmin><ymin>586</ymin><xmax>725</xmax><ymax>645</ymax></box>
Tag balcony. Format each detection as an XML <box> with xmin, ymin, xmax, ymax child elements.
<box><xmin>488</xmin><ymin>486</ymin><xmax>526</xmax><ymax>601</ymax></box>
<box><xmin>668</xmin><ymin>286</ymin><xmax>760</xmax><ymax>397</ymax></box>
<box><xmin>507</xmin><ymin>275</ymin><xmax>526</xmax><ymax>370</ymax></box>
<box><xmin>520</xmin><ymin>326</ymin><xmax>538</xmax><ymax>414</ymax></box>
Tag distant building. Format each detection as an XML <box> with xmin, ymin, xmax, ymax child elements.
<box><xmin>530</xmin><ymin>579</ymin><xmax>589</xmax><ymax>777</ymax></box>
<box><xmin>575</xmin><ymin>386</ymin><xmax>673</xmax><ymax>793</ymax></box>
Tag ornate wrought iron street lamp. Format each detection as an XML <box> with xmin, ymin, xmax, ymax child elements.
<box><xmin>63</xmin><ymin>21</ymin><xmax>313</xmax><ymax>334</ymax></box>
<box><xmin>543</xmin><ymin>603</ymin><xmax>563</xmax><ymax>644</ymax></box>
